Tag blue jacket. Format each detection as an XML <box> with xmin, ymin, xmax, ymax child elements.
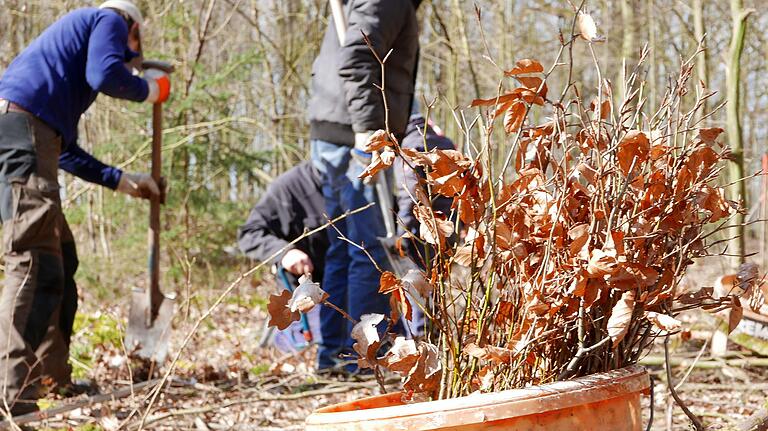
<box><xmin>0</xmin><ymin>8</ymin><xmax>149</xmax><ymax>189</ymax></box>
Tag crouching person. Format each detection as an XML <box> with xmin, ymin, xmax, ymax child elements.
<box><xmin>237</xmin><ymin>161</ymin><xmax>329</xmax><ymax>300</ymax></box>
<box><xmin>0</xmin><ymin>1</ymin><xmax>168</xmax><ymax>415</ymax></box>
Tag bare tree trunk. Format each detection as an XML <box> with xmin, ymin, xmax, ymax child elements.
<box><xmin>692</xmin><ymin>0</ymin><xmax>709</xmax><ymax>124</ymax></box>
<box><xmin>619</xmin><ymin>0</ymin><xmax>635</xmax><ymax>106</ymax></box>
<box><xmin>645</xmin><ymin>0</ymin><xmax>657</xmax><ymax>114</ymax></box>
<box><xmin>726</xmin><ymin>0</ymin><xmax>751</xmax><ymax>267</ymax></box>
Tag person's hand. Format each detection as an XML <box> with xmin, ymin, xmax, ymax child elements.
<box><xmin>281</xmin><ymin>249</ymin><xmax>314</xmax><ymax>276</ymax></box>
<box><xmin>144</xmin><ymin>69</ymin><xmax>171</xmax><ymax>104</ymax></box>
<box><xmin>117</xmin><ymin>172</ymin><xmax>163</xmax><ymax>201</ymax></box>
<box><xmin>125</xmin><ymin>54</ymin><xmax>143</xmax><ymax>74</ymax></box>
<box><xmin>352</xmin><ymin>132</ymin><xmax>376</xmax><ymax>172</ymax></box>
<box><xmin>354</xmin><ymin>131</ymin><xmax>374</xmax><ymax>152</ymax></box>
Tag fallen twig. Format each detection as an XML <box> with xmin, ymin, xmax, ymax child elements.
<box><xmin>640</xmin><ymin>356</ymin><xmax>768</xmax><ymax>369</ymax></box>
<box><xmin>0</xmin><ymin>378</ymin><xmax>161</xmax><ymax>429</ymax></box>
<box><xmin>736</xmin><ymin>405</ymin><xmax>768</xmax><ymax>431</ymax></box>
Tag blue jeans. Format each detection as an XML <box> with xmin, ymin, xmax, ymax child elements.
<box><xmin>311</xmin><ymin>140</ymin><xmax>392</xmax><ymax>370</ymax></box>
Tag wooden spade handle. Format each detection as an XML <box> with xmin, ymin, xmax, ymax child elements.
<box><xmin>148</xmin><ymin>103</ymin><xmax>162</xmax><ymax>325</ymax></box>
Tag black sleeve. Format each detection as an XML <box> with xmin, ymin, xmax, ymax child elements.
<box><xmin>237</xmin><ymin>188</ymin><xmax>293</xmax><ymax>265</ymax></box>
<box><xmin>338</xmin><ymin>0</ymin><xmax>408</xmax><ymax>132</ymax></box>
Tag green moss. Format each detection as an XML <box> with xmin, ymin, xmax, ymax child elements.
<box><xmin>69</xmin><ymin>313</ymin><xmax>123</xmax><ymax>379</ymax></box>
<box><xmin>249</xmin><ymin>363</ymin><xmax>271</xmax><ymax>376</ymax></box>
<box><xmin>225</xmin><ymin>293</ymin><xmax>268</xmax><ymax>311</ymax></box>
<box><xmin>37</xmin><ymin>398</ymin><xmax>55</xmax><ymax>411</ymax></box>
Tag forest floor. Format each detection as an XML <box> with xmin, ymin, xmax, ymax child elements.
<box><xmin>8</xmin><ymin>256</ymin><xmax>768</xmax><ymax>430</ymax></box>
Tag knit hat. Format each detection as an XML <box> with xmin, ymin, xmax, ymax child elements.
<box><xmin>99</xmin><ymin>0</ymin><xmax>144</xmax><ymax>26</ymax></box>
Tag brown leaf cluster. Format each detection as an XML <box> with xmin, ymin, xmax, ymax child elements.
<box><xmin>348</xmin><ymin>53</ymin><xmax>746</xmax><ymax>398</ymax></box>
<box><xmin>266</xmin><ymin>277</ymin><xmax>328</xmax><ymax>330</ymax></box>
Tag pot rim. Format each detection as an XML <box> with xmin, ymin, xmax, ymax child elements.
<box><xmin>306</xmin><ymin>365</ymin><xmax>649</xmax><ymax>427</ymax></box>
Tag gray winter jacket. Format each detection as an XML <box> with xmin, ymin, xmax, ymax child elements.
<box><xmin>308</xmin><ymin>0</ymin><xmax>420</xmax><ymax>146</ymax></box>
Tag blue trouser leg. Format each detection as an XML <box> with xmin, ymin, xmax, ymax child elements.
<box><xmin>312</xmin><ymin>140</ymin><xmax>392</xmax><ymax>370</ymax></box>
<box><xmin>317</xmin><ymin>177</ymin><xmax>349</xmax><ymax>369</ymax></box>
<box><xmin>313</xmin><ymin>141</ymin><xmax>350</xmax><ymax>369</ymax></box>
<box><xmin>340</xmin><ymin>160</ymin><xmax>391</xmax><ymax>344</ymax></box>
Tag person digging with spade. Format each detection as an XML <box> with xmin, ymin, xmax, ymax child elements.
<box><xmin>0</xmin><ymin>0</ymin><xmax>170</xmax><ymax>416</ymax></box>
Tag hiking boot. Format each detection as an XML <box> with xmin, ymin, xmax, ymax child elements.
<box><xmin>8</xmin><ymin>399</ymin><xmax>39</xmax><ymax>417</ymax></box>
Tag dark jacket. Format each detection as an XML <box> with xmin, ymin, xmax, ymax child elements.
<box><xmin>238</xmin><ymin>161</ymin><xmax>328</xmax><ymax>283</ymax></box>
<box><xmin>394</xmin><ymin>115</ymin><xmax>455</xmax><ymax>240</ymax></box>
<box><xmin>308</xmin><ymin>0</ymin><xmax>420</xmax><ymax>146</ymax></box>
<box><xmin>0</xmin><ymin>8</ymin><xmax>148</xmax><ymax>189</ymax></box>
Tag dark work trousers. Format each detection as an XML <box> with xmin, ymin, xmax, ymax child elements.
<box><xmin>0</xmin><ymin>103</ymin><xmax>78</xmax><ymax>415</ymax></box>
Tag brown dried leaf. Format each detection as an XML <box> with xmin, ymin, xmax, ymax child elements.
<box><xmin>587</xmin><ymin>248</ymin><xmax>619</xmax><ymax>277</ymax></box>
<box><xmin>287</xmin><ymin>278</ymin><xmax>329</xmax><ymax>313</ymax></box>
<box><xmin>577</xmin><ymin>12</ymin><xmax>604</xmax><ymax>42</ymax></box>
<box><xmin>589</xmin><ymin>99</ymin><xmax>611</xmax><ymax>120</ymax></box>
<box><xmin>351</xmin><ymin>313</ymin><xmax>385</xmax><ymax>367</ymax></box>
<box><xmin>415</xmin><ymin>206</ymin><xmax>454</xmax><ymax>247</ymax></box>
<box><xmin>697</xmin><ymin>185</ymin><xmax>731</xmax><ymax>222</ymax></box>
<box><xmin>462</xmin><ymin>343</ymin><xmax>514</xmax><ymax>364</ymax></box>
<box><xmin>568</xmin><ymin>275</ymin><xmax>587</xmax><ymax>297</ymax></box>
<box><xmin>471</xmin><ymin>92</ymin><xmax>519</xmax><ymax>108</ymax></box>
<box><xmin>504</xmin><ymin>59</ymin><xmax>544</xmax><ymax>76</ymax></box>
<box><xmin>391</xmin><ymin>289</ymin><xmax>413</xmax><ymax>322</ymax></box>
<box><xmin>677</xmin><ymin>287</ymin><xmax>715</xmax><ymax>305</ymax></box>
<box><xmin>379</xmin><ymin>272</ymin><xmax>413</xmax><ymax>322</ymax></box>
<box><xmin>617</xmin><ymin>131</ymin><xmax>650</xmax><ymax>177</ymax></box>
<box><xmin>402</xmin><ymin>269</ymin><xmax>434</xmax><ymax>299</ymax></box>
<box><xmin>686</xmin><ymin>147</ymin><xmax>719</xmax><ymax>181</ymax></box>
<box><xmin>608</xmin><ymin>264</ymin><xmax>659</xmax><ymax>290</ymax></box>
<box><xmin>503</xmin><ymin>102</ymin><xmax>526</xmax><ymax>134</ymax></box>
<box><xmin>477</xmin><ymin>367</ymin><xmax>494</xmax><ymax>392</ymax></box>
<box><xmin>404</xmin><ymin>342</ymin><xmax>442</xmax><ymax>394</ymax></box>
<box><xmin>646</xmin><ymin>312</ymin><xmax>682</xmax><ymax>332</ymax></box>
<box><xmin>495</xmin><ymin>300</ymin><xmax>515</xmax><ymax>325</ymax></box>
<box><xmin>358</xmin><ymin>148</ymin><xmax>396</xmax><ymax>181</ymax></box>
<box><xmin>363</xmin><ymin>130</ymin><xmax>396</xmax><ymax>152</ymax></box>
<box><xmin>517</xmin><ymin>76</ymin><xmax>543</xmax><ymax>91</ymax></box>
<box><xmin>378</xmin><ymin>271</ymin><xmax>401</xmax><ymax>295</ymax></box>
<box><xmin>454</xmin><ymin>232</ymin><xmax>486</xmax><ymax>267</ymax></box>
<box><xmin>697</xmin><ymin>127</ymin><xmax>725</xmax><ymax>145</ymax></box>
<box><xmin>267</xmin><ymin>289</ymin><xmax>300</xmax><ymax>330</ymax></box>
<box><xmin>583</xmin><ymin>279</ymin><xmax>605</xmax><ymax>310</ymax></box>
<box><xmin>423</xmin><ymin>150</ymin><xmax>473</xmax><ymax>196</ymax></box>
<box><xmin>379</xmin><ymin>336</ymin><xmax>420</xmax><ymax>373</ymax></box>
<box><xmin>568</xmin><ymin>223</ymin><xmax>589</xmax><ymax>256</ymax></box>
<box><xmin>607</xmin><ymin>290</ymin><xmax>635</xmax><ymax>348</ymax></box>
<box><xmin>729</xmin><ymin>299</ymin><xmax>743</xmax><ymax>334</ymax></box>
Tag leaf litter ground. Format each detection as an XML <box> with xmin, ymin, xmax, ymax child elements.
<box><xmin>27</xmin><ymin>277</ymin><xmax>391</xmax><ymax>430</ymax></box>
<box><xmin>20</xmin><ymin>257</ymin><xmax>768</xmax><ymax>430</ymax></box>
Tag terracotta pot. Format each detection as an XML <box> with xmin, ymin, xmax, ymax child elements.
<box><xmin>306</xmin><ymin>365</ymin><xmax>650</xmax><ymax>431</ymax></box>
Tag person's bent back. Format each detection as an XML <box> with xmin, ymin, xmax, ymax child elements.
<box><xmin>237</xmin><ymin>161</ymin><xmax>328</xmax><ymax>283</ymax></box>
